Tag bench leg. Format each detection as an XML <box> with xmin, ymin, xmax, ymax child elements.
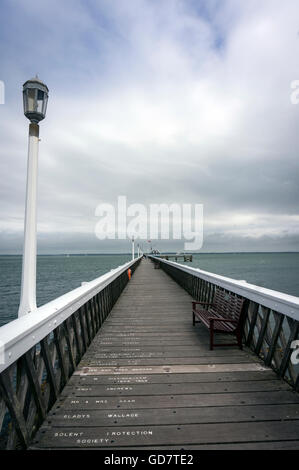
<box><xmin>236</xmin><ymin>330</ymin><xmax>243</xmax><ymax>350</ymax></box>
<box><xmin>192</xmin><ymin>313</ymin><xmax>201</xmax><ymax>326</ymax></box>
<box><xmin>210</xmin><ymin>328</ymin><xmax>214</xmax><ymax>351</ymax></box>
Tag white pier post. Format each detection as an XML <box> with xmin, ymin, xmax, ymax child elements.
<box><xmin>18</xmin><ymin>123</ymin><xmax>39</xmax><ymax>316</ymax></box>
<box><xmin>18</xmin><ymin>77</ymin><xmax>49</xmax><ymax>317</ymax></box>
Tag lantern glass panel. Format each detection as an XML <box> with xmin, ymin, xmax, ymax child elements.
<box><xmin>23</xmin><ymin>90</ymin><xmax>27</xmax><ymax>114</ymax></box>
<box><xmin>28</xmin><ymin>88</ymin><xmax>36</xmax><ymax>112</ymax></box>
<box><xmin>37</xmin><ymin>90</ymin><xmax>44</xmax><ymax>113</ymax></box>
<box><xmin>43</xmin><ymin>93</ymin><xmax>48</xmax><ymax>115</ymax></box>
<box><xmin>27</xmin><ymin>89</ymin><xmax>36</xmax><ymax>112</ymax></box>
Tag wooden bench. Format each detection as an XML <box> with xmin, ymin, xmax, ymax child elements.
<box><xmin>192</xmin><ymin>289</ymin><xmax>246</xmax><ymax>350</ymax></box>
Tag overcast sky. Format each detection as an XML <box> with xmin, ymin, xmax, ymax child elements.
<box><xmin>0</xmin><ymin>0</ymin><xmax>299</xmax><ymax>254</ymax></box>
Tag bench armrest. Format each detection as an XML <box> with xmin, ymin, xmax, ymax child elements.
<box><xmin>192</xmin><ymin>301</ymin><xmax>213</xmax><ymax>308</ymax></box>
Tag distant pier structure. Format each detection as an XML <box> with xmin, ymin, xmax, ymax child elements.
<box><xmin>157</xmin><ymin>253</ymin><xmax>193</xmax><ymax>262</ymax></box>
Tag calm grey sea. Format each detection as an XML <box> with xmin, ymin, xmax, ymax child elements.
<box><xmin>0</xmin><ymin>252</ymin><xmax>298</xmax><ymax>327</ymax></box>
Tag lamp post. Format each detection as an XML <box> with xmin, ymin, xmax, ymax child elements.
<box><xmin>18</xmin><ymin>77</ymin><xmax>49</xmax><ymax>317</ymax></box>
<box><xmin>132</xmin><ymin>236</ymin><xmax>135</xmax><ymax>261</ymax></box>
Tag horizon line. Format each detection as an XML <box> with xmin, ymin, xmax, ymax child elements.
<box><xmin>0</xmin><ymin>251</ymin><xmax>299</xmax><ymax>256</ymax></box>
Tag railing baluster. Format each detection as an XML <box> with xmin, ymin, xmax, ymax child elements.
<box><xmin>265</xmin><ymin>312</ymin><xmax>284</xmax><ymax>367</ymax></box>
<box><xmin>40</xmin><ymin>336</ymin><xmax>59</xmax><ymax>406</ymax></box>
<box><xmin>95</xmin><ymin>293</ymin><xmax>102</xmax><ymax>326</ymax></box>
<box><xmin>245</xmin><ymin>301</ymin><xmax>259</xmax><ymax>347</ymax></box>
<box><xmin>0</xmin><ymin>396</ymin><xmax>6</xmax><ymax>429</ymax></box>
<box><xmin>62</xmin><ymin>320</ymin><xmax>77</xmax><ymax>374</ymax></box>
<box><xmin>53</xmin><ymin>325</ymin><xmax>68</xmax><ymax>387</ymax></box>
<box><xmin>255</xmin><ymin>306</ymin><xmax>271</xmax><ymax>356</ymax></box>
<box><xmin>0</xmin><ymin>366</ymin><xmax>30</xmax><ymax>448</ymax></box>
<box><xmin>83</xmin><ymin>302</ymin><xmax>92</xmax><ymax>345</ymax></box>
<box><xmin>78</xmin><ymin>306</ymin><xmax>88</xmax><ymax>352</ymax></box>
<box><xmin>71</xmin><ymin>311</ymin><xmax>83</xmax><ymax>361</ymax></box>
<box><xmin>22</xmin><ymin>350</ymin><xmax>46</xmax><ymax>423</ymax></box>
<box><xmin>91</xmin><ymin>296</ymin><xmax>99</xmax><ymax>331</ymax></box>
<box><xmin>88</xmin><ymin>299</ymin><xmax>96</xmax><ymax>339</ymax></box>
<box><xmin>16</xmin><ymin>360</ymin><xmax>29</xmax><ymax>419</ymax></box>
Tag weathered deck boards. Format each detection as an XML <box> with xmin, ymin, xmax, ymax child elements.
<box><xmin>31</xmin><ymin>260</ymin><xmax>299</xmax><ymax>450</ymax></box>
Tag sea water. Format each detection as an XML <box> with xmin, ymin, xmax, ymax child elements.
<box><xmin>0</xmin><ymin>252</ymin><xmax>298</xmax><ymax>327</ymax></box>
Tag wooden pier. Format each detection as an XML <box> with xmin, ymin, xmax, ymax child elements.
<box><xmin>31</xmin><ymin>260</ymin><xmax>299</xmax><ymax>450</ymax></box>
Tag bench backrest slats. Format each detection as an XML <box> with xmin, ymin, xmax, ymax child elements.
<box><xmin>212</xmin><ymin>289</ymin><xmax>245</xmax><ymax>321</ymax></box>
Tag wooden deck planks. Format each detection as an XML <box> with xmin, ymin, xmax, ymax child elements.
<box><xmin>31</xmin><ymin>259</ymin><xmax>299</xmax><ymax>450</ymax></box>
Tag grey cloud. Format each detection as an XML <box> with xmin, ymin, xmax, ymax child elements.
<box><xmin>0</xmin><ymin>0</ymin><xmax>299</xmax><ymax>253</ymax></box>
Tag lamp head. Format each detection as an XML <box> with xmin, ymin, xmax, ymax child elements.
<box><xmin>23</xmin><ymin>76</ymin><xmax>49</xmax><ymax>123</ymax></box>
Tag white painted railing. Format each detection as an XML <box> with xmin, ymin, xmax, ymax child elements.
<box><xmin>0</xmin><ymin>256</ymin><xmax>142</xmax><ymax>449</ymax></box>
<box><xmin>0</xmin><ymin>257</ymin><xmax>141</xmax><ymax>374</ymax></box>
<box><xmin>149</xmin><ymin>256</ymin><xmax>299</xmax><ymax>391</ymax></box>
<box><xmin>151</xmin><ymin>257</ymin><xmax>299</xmax><ymax>321</ymax></box>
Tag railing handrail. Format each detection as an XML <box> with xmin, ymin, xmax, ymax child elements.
<box><xmin>149</xmin><ymin>256</ymin><xmax>299</xmax><ymax>321</ymax></box>
<box><xmin>0</xmin><ymin>257</ymin><xmax>141</xmax><ymax>373</ymax></box>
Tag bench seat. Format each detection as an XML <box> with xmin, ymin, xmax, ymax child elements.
<box><xmin>192</xmin><ymin>290</ymin><xmax>245</xmax><ymax>350</ymax></box>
